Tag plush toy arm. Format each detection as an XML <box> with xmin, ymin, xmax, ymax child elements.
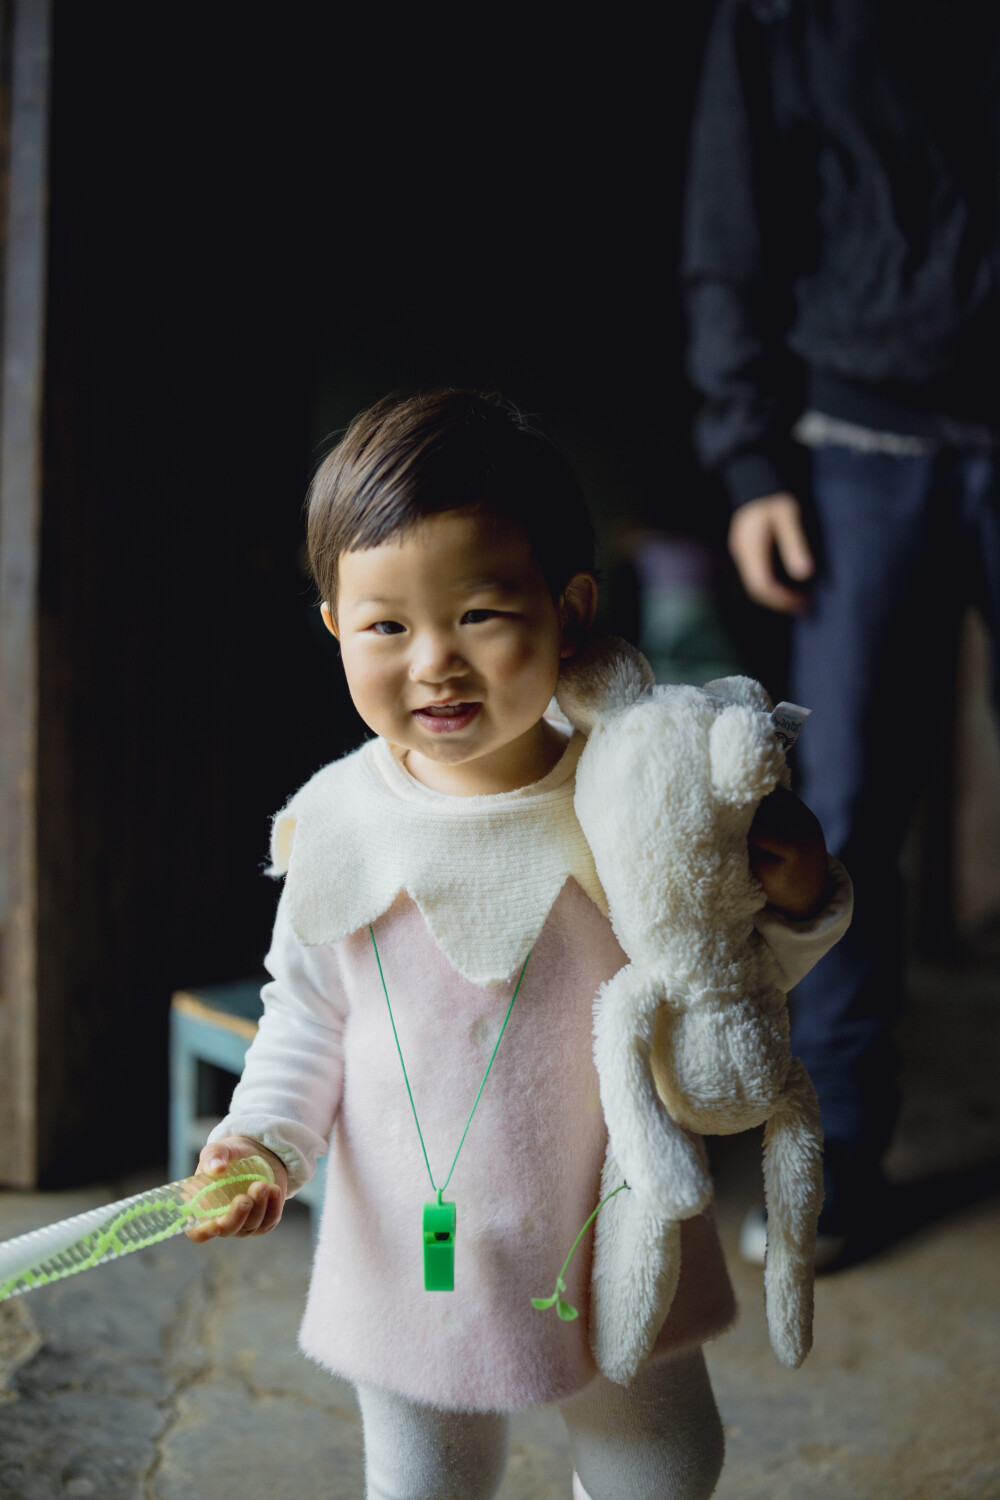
<box><xmin>761</xmin><ymin>1055</ymin><xmax>824</xmax><ymax>1368</ymax></box>
<box><xmin>594</xmin><ymin>969</ymin><xmax>713</xmax><ymax>1220</ymax></box>
<box><xmin>588</xmin><ymin>1144</ymin><xmax>684</xmax><ymax>1386</ymax></box>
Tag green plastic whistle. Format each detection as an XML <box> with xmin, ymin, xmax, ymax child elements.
<box><xmin>423</xmin><ymin>1198</ymin><xmax>456</xmax><ymax>1291</ymax></box>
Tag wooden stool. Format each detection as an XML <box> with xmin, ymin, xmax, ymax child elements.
<box><xmin>169</xmin><ymin>978</ymin><xmax>327</xmax><ymax>1230</ymax></box>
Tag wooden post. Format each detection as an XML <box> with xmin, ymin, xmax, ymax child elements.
<box><xmin>0</xmin><ymin>0</ymin><xmax>52</xmax><ymax>1186</ymax></box>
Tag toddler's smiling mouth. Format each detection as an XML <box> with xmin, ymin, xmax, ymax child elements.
<box><xmin>412</xmin><ymin>702</ymin><xmax>482</xmax><ymax>733</ymax></box>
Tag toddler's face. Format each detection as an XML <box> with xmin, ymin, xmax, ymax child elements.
<box><xmin>325</xmin><ymin>509</ymin><xmax>590</xmax><ymax>795</ymax></box>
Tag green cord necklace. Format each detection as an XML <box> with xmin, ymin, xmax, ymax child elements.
<box><xmin>369</xmin><ymin>924</ymin><xmax>531</xmax><ymax>1292</ymax></box>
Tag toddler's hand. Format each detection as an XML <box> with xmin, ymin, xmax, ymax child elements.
<box><xmin>184</xmin><ymin>1136</ymin><xmax>288</xmax><ymax>1244</ymax></box>
<box><xmin>748</xmin><ymin>786</ymin><xmax>828</xmax><ymax>919</ymax></box>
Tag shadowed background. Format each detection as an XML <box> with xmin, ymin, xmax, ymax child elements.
<box><xmin>13</xmin><ymin>4</ymin><xmax>731</xmax><ymax>1183</ymax></box>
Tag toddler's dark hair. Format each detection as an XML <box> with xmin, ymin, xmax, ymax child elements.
<box><xmin>307</xmin><ymin>390</ymin><xmax>596</xmax><ymax>610</ymax></box>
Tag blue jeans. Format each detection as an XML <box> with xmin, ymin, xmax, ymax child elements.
<box><xmin>788</xmin><ymin>443</ymin><xmax>999</xmax><ymax>1200</ymax></box>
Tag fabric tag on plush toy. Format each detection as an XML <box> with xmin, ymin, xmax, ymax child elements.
<box><xmin>770</xmin><ymin>702</ymin><xmax>811</xmax><ymax>751</ymax></box>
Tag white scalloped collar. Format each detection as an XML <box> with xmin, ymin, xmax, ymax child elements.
<box><xmin>270</xmin><ymin>728</ymin><xmax>608</xmax><ymax>985</ymax></box>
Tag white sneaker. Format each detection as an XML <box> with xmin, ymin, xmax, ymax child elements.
<box><xmin>739</xmin><ymin>1203</ymin><xmax>847</xmax><ymax>1270</ymax></box>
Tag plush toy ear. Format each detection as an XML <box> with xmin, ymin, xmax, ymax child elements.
<box><xmin>703</xmin><ymin>674</ymin><xmax>774</xmax><ymax>715</ymax></box>
<box><xmin>709</xmin><ymin>706</ymin><xmax>785</xmax><ymax>806</ymax></box>
<box><xmin>556</xmin><ymin>634</ymin><xmax>655</xmax><ymax>733</ymax></box>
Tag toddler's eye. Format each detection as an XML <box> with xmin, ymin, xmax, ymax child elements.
<box><xmin>461</xmin><ymin>609</ymin><xmax>497</xmax><ymax>624</ymax></box>
<box><xmin>371</xmin><ymin>620</ymin><xmax>404</xmax><ymax>635</ymax></box>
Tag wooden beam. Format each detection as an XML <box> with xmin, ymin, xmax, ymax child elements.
<box><xmin>0</xmin><ymin>0</ymin><xmax>52</xmax><ymax>1187</ymax></box>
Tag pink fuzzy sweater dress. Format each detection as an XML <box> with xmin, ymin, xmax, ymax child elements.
<box><xmin>210</xmin><ymin>731</ymin><xmax>851</xmax><ymax>1412</ymax></box>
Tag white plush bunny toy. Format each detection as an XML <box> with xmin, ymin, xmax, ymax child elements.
<box><xmin>556</xmin><ymin>636</ymin><xmax>824</xmax><ymax>1377</ymax></box>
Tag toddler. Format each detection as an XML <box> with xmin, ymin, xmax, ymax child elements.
<box><xmin>189</xmin><ymin>391</ymin><xmax>850</xmax><ymax>1500</ymax></box>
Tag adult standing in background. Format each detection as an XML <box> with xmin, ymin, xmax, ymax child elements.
<box><xmin>682</xmin><ymin>0</ymin><xmax>1000</xmax><ymax>1263</ymax></box>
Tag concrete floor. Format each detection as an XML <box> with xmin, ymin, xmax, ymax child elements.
<box><xmin>1</xmin><ymin>946</ymin><xmax>998</xmax><ymax>1500</ymax></box>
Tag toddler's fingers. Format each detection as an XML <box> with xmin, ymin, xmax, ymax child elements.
<box><xmin>184</xmin><ymin>1214</ymin><xmax>222</xmax><ymax>1243</ymax></box>
<box><xmin>750</xmin><ymin>788</ymin><xmax>824</xmax><ymax>851</ymax></box>
<box><xmin>187</xmin><ymin>1183</ymin><xmax>281</xmax><ymax>1242</ymax></box>
<box><xmin>186</xmin><ymin>1137</ymin><xmax>286</xmax><ymax>1243</ymax></box>
<box><xmin>749</xmin><ymin>831</ymin><xmax>800</xmax><ymax>863</ymax></box>
<box><xmin>256</xmin><ymin>1184</ymin><xmax>285</xmax><ymax>1234</ymax></box>
<box><xmin>185</xmin><ymin>1148</ymin><xmax>236</xmax><ymax>1241</ymax></box>
<box><xmin>184</xmin><ymin>1197</ymin><xmax>241</xmax><ymax>1242</ymax></box>
<box><xmin>234</xmin><ymin>1182</ymin><xmax>274</xmax><ymax>1236</ymax></box>
<box><xmin>197</xmin><ymin>1143</ymin><xmax>232</xmax><ymax>1177</ymax></box>
<box><xmin>187</xmin><ymin>1193</ymin><xmax>255</xmax><ymax>1242</ymax></box>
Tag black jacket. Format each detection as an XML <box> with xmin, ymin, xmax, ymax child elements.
<box><xmin>682</xmin><ymin>0</ymin><xmax>1000</xmax><ymax>507</ymax></box>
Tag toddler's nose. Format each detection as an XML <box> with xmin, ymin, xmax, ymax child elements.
<box><xmin>410</xmin><ymin>632</ymin><xmax>466</xmax><ymax>684</ymax></box>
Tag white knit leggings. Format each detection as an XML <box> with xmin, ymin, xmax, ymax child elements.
<box><xmin>357</xmin><ymin>1347</ymin><xmax>724</xmax><ymax>1500</ymax></box>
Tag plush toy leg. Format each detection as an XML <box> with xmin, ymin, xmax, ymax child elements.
<box><xmin>761</xmin><ymin>1056</ymin><xmax>824</xmax><ymax>1368</ymax></box>
<box><xmin>588</xmin><ymin>1146</ymin><xmax>683</xmax><ymax>1387</ymax></box>
<box><xmin>594</xmin><ymin>968</ymin><xmax>712</xmax><ymax>1219</ymax></box>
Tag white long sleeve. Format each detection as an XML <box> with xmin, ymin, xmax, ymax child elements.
<box><xmin>208</xmin><ymin>886</ymin><xmax>347</xmax><ymax>1193</ymax></box>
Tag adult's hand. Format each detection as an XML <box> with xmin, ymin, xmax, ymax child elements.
<box><xmin>727</xmin><ymin>493</ymin><xmax>815</xmax><ymax>613</ymax></box>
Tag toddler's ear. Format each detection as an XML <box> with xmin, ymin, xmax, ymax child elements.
<box><xmin>320</xmin><ymin>603</ymin><xmax>339</xmax><ymax>639</ymax></box>
<box><xmin>558</xmin><ymin>573</ymin><xmax>599</xmax><ymax>660</ymax></box>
